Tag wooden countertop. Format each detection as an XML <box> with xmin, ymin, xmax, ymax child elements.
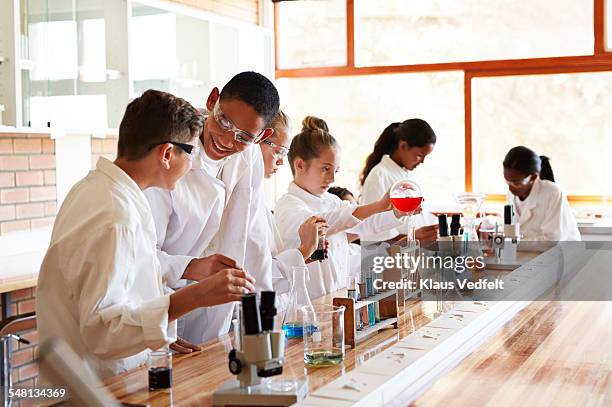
<box><xmin>104</xmin><ymin>296</ymin><xmax>442</xmax><ymax>407</ymax></box>
<box><xmin>408</xmin><ymin>301</ymin><xmax>612</xmax><ymax>406</ymax></box>
<box><xmin>104</xmin><ymin>250</ymin><xmax>550</xmax><ymax>406</ymax></box>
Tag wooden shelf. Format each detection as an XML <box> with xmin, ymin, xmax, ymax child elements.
<box><xmin>353</xmin><ymin>290</ymin><xmax>396</xmax><ymax>309</ymax></box>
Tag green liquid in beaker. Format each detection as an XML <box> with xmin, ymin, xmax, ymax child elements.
<box><xmin>304</xmin><ymin>348</ymin><xmax>344</xmax><ymax>366</ymax></box>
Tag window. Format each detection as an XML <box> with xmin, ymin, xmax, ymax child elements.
<box><xmin>354</xmin><ymin>0</ymin><xmax>593</xmax><ymax>67</ymax></box>
<box><xmin>276</xmin><ymin>0</ymin><xmax>346</xmax><ymax>69</ymax></box>
<box><xmin>472</xmin><ymin>72</ymin><xmax>612</xmax><ymax>198</ymax></box>
<box><xmin>277</xmin><ymin>71</ymin><xmax>465</xmax><ymax>205</ymax></box>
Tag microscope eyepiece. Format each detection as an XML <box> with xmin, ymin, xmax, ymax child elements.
<box><xmin>241</xmin><ymin>293</ymin><xmax>261</xmax><ymax>335</ymax></box>
<box><xmin>259</xmin><ymin>291</ymin><xmax>277</xmax><ymax>332</ymax></box>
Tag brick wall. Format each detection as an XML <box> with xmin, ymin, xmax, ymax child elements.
<box><xmin>0</xmin><ymin>135</ymin><xmax>57</xmax><ymax>236</ymax></box>
<box><xmin>91</xmin><ymin>136</ymin><xmax>118</xmax><ymax>169</ymax></box>
<box><xmin>0</xmin><ymin>288</ymin><xmax>39</xmax><ymax>389</ymax></box>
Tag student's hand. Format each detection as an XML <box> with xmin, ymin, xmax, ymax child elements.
<box><xmin>170</xmin><ymin>337</ymin><xmax>202</xmax><ymax>354</ymax></box>
<box><xmin>379</xmin><ymin>190</ymin><xmax>393</xmax><ymax>212</ymax></box>
<box><xmin>196</xmin><ymin>268</ymin><xmax>256</xmax><ymax>306</ymax></box>
<box><xmin>183</xmin><ymin>254</ymin><xmax>241</xmax><ymax>282</ymax></box>
<box><xmin>298</xmin><ymin>216</ymin><xmax>327</xmax><ymax>260</ymax></box>
<box><xmin>415</xmin><ymin>225</ymin><xmax>438</xmax><ymax>242</ymax></box>
<box><xmin>392</xmin><ymin>205</ymin><xmax>422</xmax><ymax>218</ymax></box>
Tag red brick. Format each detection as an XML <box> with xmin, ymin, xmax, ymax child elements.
<box><xmin>31</xmin><ymin>217</ymin><xmax>55</xmax><ymax>229</ymax></box>
<box><xmin>13</xmin><ymin>139</ymin><xmax>41</xmax><ymax>154</ymax></box>
<box><xmin>16</xmin><ymin>203</ymin><xmax>45</xmax><ymax>219</ymax></box>
<box><xmin>12</xmin><ymin>369</ymin><xmax>19</xmax><ymax>383</ymax></box>
<box><xmin>18</xmin><ymin>363</ymin><xmax>38</xmax><ymax>380</ymax></box>
<box><xmin>20</xmin><ymin>331</ymin><xmax>38</xmax><ymax>348</ymax></box>
<box><xmin>44</xmin><ymin>201</ymin><xmax>57</xmax><ymax>216</ymax></box>
<box><xmin>44</xmin><ymin>170</ymin><xmax>55</xmax><ymax>185</ymax></box>
<box><xmin>29</xmin><ymin>186</ymin><xmax>55</xmax><ymax>202</ymax></box>
<box><xmin>42</xmin><ymin>139</ymin><xmax>55</xmax><ymax>153</ymax></box>
<box><xmin>0</xmin><ymin>188</ymin><xmax>29</xmax><ymax>204</ymax></box>
<box><xmin>16</xmin><ymin>171</ymin><xmax>44</xmax><ymax>186</ymax></box>
<box><xmin>17</xmin><ymin>299</ymin><xmax>36</xmax><ymax>314</ymax></box>
<box><xmin>91</xmin><ymin>139</ymin><xmax>102</xmax><ymax>153</ymax></box>
<box><xmin>0</xmin><ymin>172</ymin><xmax>15</xmax><ymax>187</ymax></box>
<box><xmin>102</xmin><ymin>139</ymin><xmax>118</xmax><ymax>154</ymax></box>
<box><xmin>12</xmin><ymin>348</ymin><xmax>34</xmax><ymax>367</ymax></box>
<box><xmin>28</xmin><ymin>155</ymin><xmax>55</xmax><ymax>170</ymax></box>
<box><xmin>0</xmin><ymin>139</ymin><xmax>13</xmax><ymax>154</ymax></box>
<box><xmin>0</xmin><ymin>156</ymin><xmax>29</xmax><ymax>171</ymax></box>
<box><xmin>0</xmin><ymin>220</ymin><xmax>30</xmax><ymax>234</ymax></box>
<box><xmin>0</xmin><ymin>205</ymin><xmax>15</xmax><ymax>221</ymax></box>
<box><xmin>11</xmin><ymin>288</ymin><xmax>33</xmax><ymax>301</ymax></box>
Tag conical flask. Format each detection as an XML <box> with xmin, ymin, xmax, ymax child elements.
<box><xmin>281</xmin><ymin>266</ymin><xmax>312</xmax><ymax>339</ymax></box>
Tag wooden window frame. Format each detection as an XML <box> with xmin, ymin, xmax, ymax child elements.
<box><xmin>274</xmin><ymin>0</ymin><xmax>612</xmax><ymax>204</ymax></box>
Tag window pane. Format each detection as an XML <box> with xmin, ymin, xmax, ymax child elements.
<box><xmin>276</xmin><ymin>0</ymin><xmax>346</xmax><ymax>69</ymax></box>
<box><xmin>473</xmin><ymin>72</ymin><xmax>612</xmax><ymax>198</ymax></box>
<box><xmin>277</xmin><ymin>72</ymin><xmax>464</xmax><ymax>206</ymax></box>
<box><xmin>355</xmin><ymin>0</ymin><xmax>593</xmax><ymax>67</ymax></box>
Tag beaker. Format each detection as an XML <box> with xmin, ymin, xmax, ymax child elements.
<box><xmin>301</xmin><ymin>304</ymin><xmax>345</xmax><ymax>366</ymax></box>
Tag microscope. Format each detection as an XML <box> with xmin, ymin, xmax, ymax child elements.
<box><xmin>492</xmin><ymin>204</ymin><xmax>520</xmax><ymax>261</ymax></box>
<box><xmin>212</xmin><ymin>292</ymin><xmax>308</xmax><ymax>406</ymax></box>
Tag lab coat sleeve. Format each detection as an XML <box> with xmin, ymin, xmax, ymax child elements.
<box><xmin>347</xmin><ymin>210</ymin><xmax>404</xmax><ymax>237</ymax></box>
<box><xmin>144</xmin><ymin>187</ymin><xmax>194</xmax><ymax>288</ymax></box>
<box><xmin>74</xmin><ymin>224</ymin><xmax>174</xmax><ymax>360</ymax></box>
<box><xmin>274</xmin><ymin>196</ymin><xmax>361</xmax><ymax>249</ymax></box>
<box><xmin>538</xmin><ymin>190</ymin><xmax>580</xmax><ymax>241</ymax></box>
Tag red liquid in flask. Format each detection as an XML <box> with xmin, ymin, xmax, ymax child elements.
<box><xmin>390</xmin><ymin>197</ymin><xmax>423</xmax><ymax>213</ymax></box>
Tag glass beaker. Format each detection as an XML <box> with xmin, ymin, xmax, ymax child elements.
<box><xmin>301</xmin><ymin>304</ymin><xmax>345</xmax><ymax>366</ymax></box>
<box><xmin>147</xmin><ymin>350</ymin><xmax>172</xmax><ymax>390</ymax></box>
<box><xmin>390</xmin><ymin>179</ymin><xmax>423</xmax><ymax>241</ymax></box>
<box><xmin>281</xmin><ymin>266</ymin><xmax>313</xmax><ymax>338</ymax></box>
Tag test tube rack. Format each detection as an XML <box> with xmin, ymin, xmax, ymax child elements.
<box><xmin>333</xmin><ymin>290</ymin><xmax>398</xmax><ymax>349</ymax></box>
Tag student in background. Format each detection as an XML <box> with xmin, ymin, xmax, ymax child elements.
<box><xmin>360</xmin><ymin>119</ymin><xmax>439</xmax><ymax>243</ymax></box>
<box><xmin>37</xmin><ymin>90</ymin><xmax>254</xmax><ymax>379</ymax></box>
<box><xmin>274</xmin><ymin>116</ymin><xmax>409</xmax><ymax>298</ymax></box>
<box><xmin>145</xmin><ymin>72</ymin><xmax>280</xmax><ymax>345</ymax></box>
<box><xmin>328</xmin><ymin>186</ymin><xmax>357</xmax><ymax>204</ymax></box>
<box><xmin>327</xmin><ymin>186</ymin><xmax>362</xmax><ymax>283</ymax></box>
<box><xmin>259</xmin><ymin>110</ymin><xmax>327</xmax><ymax>308</ymax></box>
<box><xmin>503</xmin><ymin>146</ymin><xmax>580</xmax><ymax>241</ymax></box>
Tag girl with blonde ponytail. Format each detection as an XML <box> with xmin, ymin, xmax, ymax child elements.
<box><xmin>274</xmin><ymin>116</ymin><xmax>415</xmax><ymax>298</ymax></box>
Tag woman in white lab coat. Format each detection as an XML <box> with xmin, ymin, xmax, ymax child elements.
<box><xmin>503</xmin><ymin>146</ymin><xmax>580</xmax><ymax>241</ymax></box>
<box><xmin>259</xmin><ymin>110</ymin><xmax>326</xmax><ymax>309</ymax></box>
<box><xmin>274</xmin><ymin>116</ymin><xmax>408</xmax><ymax>299</ymax></box>
<box><xmin>360</xmin><ymin>119</ymin><xmax>439</xmax><ymax>242</ymax></box>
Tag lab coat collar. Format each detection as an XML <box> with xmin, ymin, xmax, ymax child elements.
<box><xmin>381</xmin><ymin>154</ymin><xmax>411</xmax><ymax>178</ymax></box>
<box><xmin>96</xmin><ymin>157</ymin><xmax>144</xmax><ymax>198</ymax></box>
<box><xmin>288</xmin><ymin>181</ymin><xmax>330</xmax><ymax>207</ymax></box>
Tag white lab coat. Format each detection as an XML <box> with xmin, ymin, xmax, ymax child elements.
<box><xmin>360</xmin><ymin>155</ymin><xmax>436</xmax><ymax>241</ymax></box>
<box><xmin>507</xmin><ymin>177</ymin><xmax>581</xmax><ymax>241</ymax></box>
<box><xmin>37</xmin><ymin>158</ymin><xmax>176</xmax><ymax>380</ymax></box>
<box><xmin>274</xmin><ymin>182</ymin><xmax>404</xmax><ymax>299</ymax></box>
<box><xmin>145</xmin><ymin>139</ymin><xmax>272</xmax><ymax>344</ymax></box>
<box><xmin>265</xmin><ymin>208</ymin><xmax>307</xmax><ymax>311</ymax></box>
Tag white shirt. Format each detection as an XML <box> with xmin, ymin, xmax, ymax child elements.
<box><xmin>360</xmin><ymin>154</ymin><xmax>436</xmax><ymax>241</ymax></box>
<box><xmin>145</xmin><ymin>140</ymin><xmax>272</xmax><ymax>344</ymax></box>
<box><xmin>37</xmin><ymin>158</ymin><xmax>176</xmax><ymax>380</ymax></box>
<box><xmin>274</xmin><ymin>182</ymin><xmax>403</xmax><ymax>299</ymax></box>
<box><xmin>507</xmin><ymin>177</ymin><xmax>581</xmax><ymax>241</ymax></box>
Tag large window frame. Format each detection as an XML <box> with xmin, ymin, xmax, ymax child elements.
<box><xmin>274</xmin><ymin>0</ymin><xmax>611</xmax><ymax>203</ymax></box>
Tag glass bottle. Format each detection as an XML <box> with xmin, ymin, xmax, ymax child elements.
<box><xmin>281</xmin><ymin>266</ymin><xmax>313</xmax><ymax>339</ymax></box>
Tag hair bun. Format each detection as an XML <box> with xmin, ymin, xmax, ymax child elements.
<box><xmin>302</xmin><ymin>116</ymin><xmax>329</xmax><ymax>133</ymax></box>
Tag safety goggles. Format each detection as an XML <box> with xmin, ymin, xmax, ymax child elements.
<box><xmin>211</xmin><ymin>100</ymin><xmax>269</xmax><ymax>145</ymax></box>
<box><xmin>262</xmin><ymin>139</ymin><xmax>289</xmax><ymax>160</ymax></box>
<box><xmin>150</xmin><ymin>141</ymin><xmax>199</xmax><ymax>161</ymax></box>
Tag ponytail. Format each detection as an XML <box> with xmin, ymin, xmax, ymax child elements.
<box><xmin>360</xmin><ymin>123</ymin><xmax>400</xmax><ymax>186</ymax></box>
<box><xmin>503</xmin><ymin>146</ymin><xmax>555</xmax><ymax>183</ymax></box>
<box><xmin>360</xmin><ymin>118</ymin><xmax>437</xmax><ymax>186</ymax></box>
<box><xmin>539</xmin><ymin>155</ymin><xmax>555</xmax><ymax>182</ymax></box>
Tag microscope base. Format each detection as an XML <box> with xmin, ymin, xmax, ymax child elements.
<box><xmin>212</xmin><ymin>379</ymin><xmax>308</xmax><ymax>406</ymax></box>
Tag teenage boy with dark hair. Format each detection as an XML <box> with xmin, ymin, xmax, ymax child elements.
<box><xmin>145</xmin><ymin>71</ymin><xmax>281</xmax><ymax>344</ymax></box>
<box><xmin>37</xmin><ymin>90</ymin><xmax>255</xmax><ymax>379</ymax></box>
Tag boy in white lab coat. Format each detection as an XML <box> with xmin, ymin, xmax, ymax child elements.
<box><xmin>145</xmin><ymin>72</ymin><xmax>280</xmax><ymax>344</ymax></box>
<box><xmin>36</xmin><ymin>90</ymin><xmax>255</xmax><ymax>380</ymax></box>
